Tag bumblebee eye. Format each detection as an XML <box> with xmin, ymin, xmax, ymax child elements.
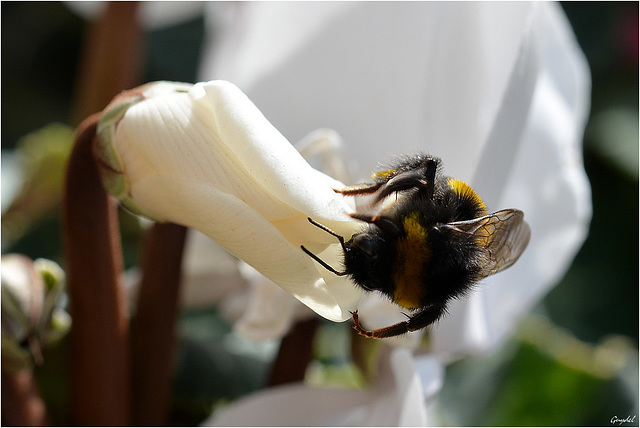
<box><xmin>351</xmin><ymin>234</ymin><xmax>377</xmax><ymax>258</ymax></box>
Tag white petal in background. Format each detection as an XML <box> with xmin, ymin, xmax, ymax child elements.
<box><xmin>203</xmin><ymin>2</ymin><xmax>533</xmax><ymax>182</ymax></box>
<box><xmin>431</xmin><ymin>2</ymin><xmax>592</xmax><ymax>359</ymax></box>
<box><xmin>203</xmin><ymin>348</ymin><xmax>436</xmax><ymax>427</ymax></box>
<box><xmin>200</xmin><ymin>1</ymin><xmax>591</xmax><ymax>358</ymax></box>
<box><xmin>194</xmin><ymin>2</ymin><xmax>590</xmax><ymax>425</ymax></box>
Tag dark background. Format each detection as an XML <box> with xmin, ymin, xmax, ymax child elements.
<box><xmin>2</xmin><ymin>2</ymin><xmax>638</xmax><ymax>426</ymax></box>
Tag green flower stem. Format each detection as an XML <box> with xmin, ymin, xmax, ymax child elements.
<box><xmin>131</xmin><ymin>222</ymin><xmax>187</xmax><ymax>426</ymax></box>
<box><xmin>63</xmin><ymin>113</ymin><xmax>132</xmax><ymax>425</ymax></box>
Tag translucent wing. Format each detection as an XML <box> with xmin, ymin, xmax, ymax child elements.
<box><xmin>443</xmin><ymin>209</ymin><xmax>531</xmax><ymax>277</ymax></box>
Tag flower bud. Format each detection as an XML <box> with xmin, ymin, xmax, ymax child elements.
<box><xmin>1</xmin><ymin>255</ymin><xmax>70</xmax><ymax>371</ymax></box>
<box><xmin>95</xmin><ymin>80</ymin><xmax>362</xmax><ymax>321</ymax></box>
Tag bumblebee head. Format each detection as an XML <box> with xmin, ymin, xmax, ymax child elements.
<box><xmin>343</xmin><ymin>227</ymin><xmax>395</xmax><ymax>295</ymax></box>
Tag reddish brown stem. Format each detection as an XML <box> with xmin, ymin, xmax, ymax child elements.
<box><xmin>267</xmin><ymin>319</ymin><xmax>320</xmax><ymax>386</ymax></box>
<box><xmin>1</xmin><ymin>370</ymin><xmax>49</xmax><ymax>426</ymax></box>
<box><xmin>72</xmin><ymin>2</ymin><xmax>143</xmax><ymax>125</ymax></box>
<box><xmin>63</xmin><ymin>114</ymin><xmax>132</xmax><ymax>425</ymax></box>
<box><xmin>131</xmin><ymin>223</ymin><xmax>187</xmax><ymax>425</ymax></box>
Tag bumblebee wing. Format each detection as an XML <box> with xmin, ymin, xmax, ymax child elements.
<box><xmin>444</xmin><ymin>209</ymin><xmax>531</xmax><ymax>277</ymax></box>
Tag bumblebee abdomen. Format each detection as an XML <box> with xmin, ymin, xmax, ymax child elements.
<box><xmin>392</xmin><ymin>211</ymin><xmax>431</xmax><ymax>309</ymax></box>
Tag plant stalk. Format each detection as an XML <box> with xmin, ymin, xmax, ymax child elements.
<box><xmin>131</xmin><ymin>223</ymin><xmax>187</xmax><ymax>425</ymax></box>
<box><xmin>63</xmin><ymin>114</ymin><xmax>132</xmax><ymax>425</ymax></box>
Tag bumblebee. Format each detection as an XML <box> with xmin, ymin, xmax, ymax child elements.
<box><xmin>301</xmin><ymin>154</ymin><xmax>530</xmax><ymax>339</ymax></box>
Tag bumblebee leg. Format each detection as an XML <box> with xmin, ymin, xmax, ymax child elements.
<box><xmin>334</xmin><ymin>182</ymin><xmax>383</xmax><ymax>196</ymax></box>
<box><xmin>405</xmin><ymin>303</ymin><xmax>446</xmax><ymax>331</ymax></box>
<box><xmin>373</xmin><ymin>158</ymin><xmax>437</xmax><ymax>203</ymax></box>
<box><xmin>352</xmin><ymin>311</ymin><xmax>410</xmax><ymax>339</ymax></box>
<box><xmin>373</xmin><ymin>171</ymin><xmax>426</xmax><ymax>197</ymax></box>
<box><xmin>351</xmin><ymin>304</ymin><xmax>446</xmax><ymax>339</ymax></box>
<box><xmin>423</xmin><ymin>158</ymin><xmax>437</xmax><ymax>201</ymax></box>
<box><xmin>349</xmin><ymin>213</ymin><xmax>402</xmax><ymax>236</ymax></box>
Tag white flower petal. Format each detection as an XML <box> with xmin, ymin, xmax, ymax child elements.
<box><xmin>193</xmin><ymin>82</ymin><xmax>356</xmax><ymax>229</ymax></box>
<box><xmin>179</xmin><ymin>230</ymin><xmax>248</xmax><ymax>309</ymax></box>
<box><xmin>129</xmin><ymin>174</ymin><xmax>357</xmax><ymax>322</ymax></box>
<box><xmin>233</xmin><ymin>268</ymin><xmax>309</xmax><ymax>341</ymax></box>
<box><xmin>206</xmin><ymin>384</ymin><xmax>374</xmax><ymax>426</ymax></box>
<box><xmin>414</xmin><ymin>354</ymin><xmax>444</xmax><ymax>400</ymax></box>
<box><xmin>432</xmin><ymin>2</ymin><xmax>591</xmax><ymax>357</ymax></box>
<box><xmin>388</xmin><ymin>348</ymin><xmax>428</xmax><ymax>426</ymax></box>
<box><xmin>202</xmin><ymin>2</ymin><xmax>536</xmax><ymax>181</ymax></box>
<box><xmin>203</xmin><ymin>348</ymin><xmax>430</xmax><ymax>427</ymax></box>
<box><xmin>100</xmin><ymin>80</ymin><xmax>363</xmax><ymax>322</ymax></box>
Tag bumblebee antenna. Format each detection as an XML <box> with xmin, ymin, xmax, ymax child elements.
<box><xmin>306</xmin><ymin>217</ymin><xmax>346</xmax><ymax>249</ymax></box>
<box><xmin>300</xmin><ymin>245</ymin><xmax>347</xmax><ymax>276</ymax></box>
<box><xmin>301</xmin><ymin>217</ymin><xmax>348</xmax><ymax>276</ymax></box>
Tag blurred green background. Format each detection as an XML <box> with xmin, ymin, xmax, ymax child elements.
<box><xmin>1</xmin><ymin>2</ymin><xmax>638</xmax><ymax>426</ymax></box>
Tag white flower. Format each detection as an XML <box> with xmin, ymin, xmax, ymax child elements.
<box><xmin>90</xmin><ymin>2</ymin><xmax>591</xmax><ymax>425</ymax></box>
<box><xmin>198</xmin><ymin>1</ymin><xmax>592</xmax><ymax>354</ymax></box>
<box><xmin>96</xmin><ymin>80</ymin><xmax>363</xmax><ymax>322</ymax></box>
<box><xmin>202</xmin><ymin>348</ymin><xmax>442</xmax><ymax>426</ymax></box>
